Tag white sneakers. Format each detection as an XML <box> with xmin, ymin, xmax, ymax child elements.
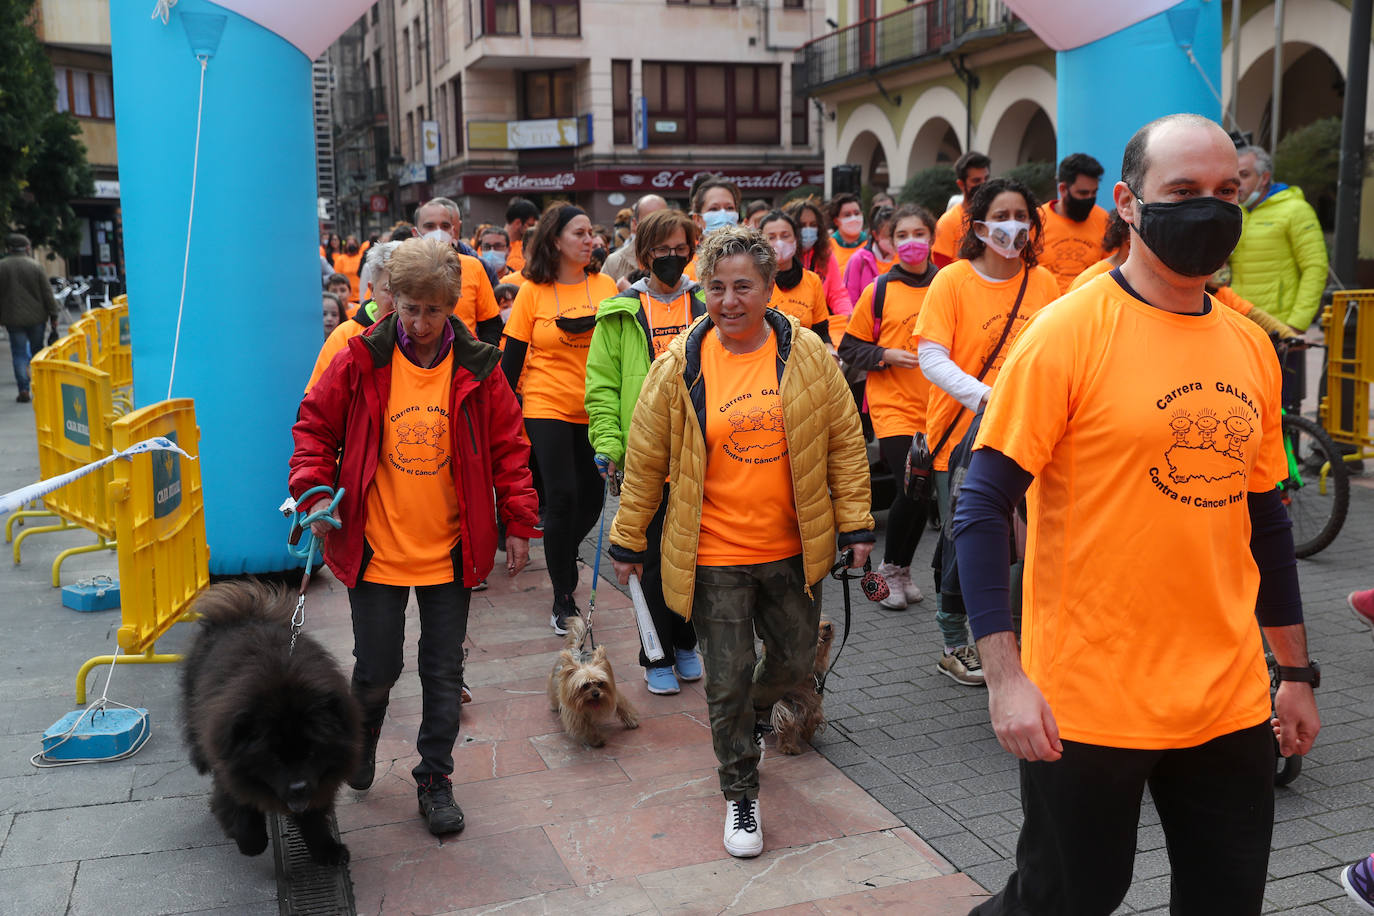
<box><xmin>724</xmin><ymin>797</ymin><xmax>763</xmax><ymax>857</ymax></box>
<box><xmin>877</xmin><ymin>563</ymin><xmax>924</xmax><ymax>610</ymax></box>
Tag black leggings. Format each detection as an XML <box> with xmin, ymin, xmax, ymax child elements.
<box><xmin>524</xmin><ymin>418</ymin><xmax>604</xmax><ymax>600</ymax></box>
<box><xmin>878</xmin><ymin>435</ymin><xmax>929</xmax><ymax>567</ymax></box>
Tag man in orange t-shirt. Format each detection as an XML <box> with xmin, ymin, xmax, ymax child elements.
<box><xmin>953</xmin><ymin>114</ymin><xmax>1319</xmax><ymax>915</ymax></box>
<box><xmin>1037</xmin><ymin>153</ymin><xmax>1110</xmax><ymax>293</ymax></box>
<box><xmin>931</xmin><ymin>151</ymin><xmax>991</xmax><ymax>268</ymax></box>
<box><xmin>502</xmin><ymin>197</ymin><xmax>539</xmax><ymax>275</ymax></box>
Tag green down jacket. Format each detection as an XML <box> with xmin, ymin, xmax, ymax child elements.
<box><xmin>584</xmin><ymin>280</ymin><xmax>706</xmax><ymax>466</ymax></box>
<box><xmin>1229</xmin><ymin>184</ymin><xmax>1329</xmax><ymax>331</ymax></box>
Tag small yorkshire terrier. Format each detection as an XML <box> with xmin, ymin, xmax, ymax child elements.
<box><xmin>547</xmin><ymin>617</ymin><xmax>639</xmax><ymax>747</ymax></box>
<box><xmin>770</xmin><ymin>619</ymin><xmax>835</xmax><ymax>755</ymax></box>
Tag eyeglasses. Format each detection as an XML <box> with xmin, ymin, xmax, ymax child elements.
<box><xmin>479</xmin><ymin>242</ymin><xmax>508</xmax><ymax>252</ymax></box>
<box><xmin>648</xmin><ymin>244</ymin><xmax>692</xmax><ymax>259</ymax></box>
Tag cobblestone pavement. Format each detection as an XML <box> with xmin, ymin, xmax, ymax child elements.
<box><xmin>806</xmin><ymin>472</ymin><xmax>1374</xmax><ymax>915</ymax></box>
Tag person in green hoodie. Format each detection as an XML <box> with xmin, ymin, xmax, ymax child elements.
<box><xmin>585</xmin><ymin>208</ymin><xmax>708</xmax><ymax>696</ymax></box>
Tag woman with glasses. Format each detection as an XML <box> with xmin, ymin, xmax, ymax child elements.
<box><xmin>585</xmin><ymin>209</ymin><xmax>707</xmax><ymax>695</ymax></box>
<box><xmin>502</xmin><ymin>202</ymin><xmax>619</xmax><ymax>635</ymax></box>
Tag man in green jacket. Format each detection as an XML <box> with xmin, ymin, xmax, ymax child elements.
<box><xmin>0</xmin><ymin>234</ymin><xmax>61</xmax><ymax>403</ymax></box>
<box><xmin>1231</xmin><ymin>145</ymin><xmax>1328</xmax><ymax>408</ymax></box>
<box><xmin>585</xmin><ymin>208</ymin><xmax>707</xmax><ymax>696</ymax></box>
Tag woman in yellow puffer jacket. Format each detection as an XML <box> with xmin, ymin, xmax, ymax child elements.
<box><xmin>608</xmin><ymin>225</ymin><xmax>874</xmax><ymax>862</ymax></box>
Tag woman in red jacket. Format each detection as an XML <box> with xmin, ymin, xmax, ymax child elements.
<box><xmin>290</xmin><ymin>238</ymin><xmax>541</xmax><ymax>838</ymax></box>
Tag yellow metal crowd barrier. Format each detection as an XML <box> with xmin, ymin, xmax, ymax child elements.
<box><xmin>1321</xmin><ymin>292</ymin><xmax>1374</xmax><ymax>462</ymax></box>
<box><xmin>17</xmin><ymin>352</ymin><xmax>120</xmax><ymax>582</ymax></box>
<box><xmin>77</xmin><ymin>398</ymin><xmax>209</xmax><ymax>703</ymax></box>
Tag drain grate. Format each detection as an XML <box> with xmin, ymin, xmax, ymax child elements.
<box><xmin>270</xmin><ymin>812</ymin><xmax>357</xmax><ymax>916</ymax></box>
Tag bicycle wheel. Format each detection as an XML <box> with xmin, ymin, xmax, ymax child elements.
<box><xmin>1279</xmin><ymin>414</ymin><xmax>1350</xmax><ymax>558</ymax></box>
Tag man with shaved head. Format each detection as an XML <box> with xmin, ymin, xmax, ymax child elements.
<box><xmin>953</xmin><ymin>114</ymin><xmax>1320</xmax><ymax>913</ymax></box>
<box><xmin>601</xmin><ymin>193</ymin><xmax>669</xmax><ymax>283</ymax></box>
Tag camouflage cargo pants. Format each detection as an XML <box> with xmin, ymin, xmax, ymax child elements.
<box><xmin>691</xmin><ymin>555</ymin><xmax>822</xmax><ymax>801</ymax></box>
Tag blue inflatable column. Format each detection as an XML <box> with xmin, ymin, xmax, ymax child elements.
<box><xmin>111</xmin><ymin>1</ymin><xmax>318</xmax><ymax>575</ymax></box>
<box><xmin>1055</xmin><ymin>0</ymin><xmax>1223</xmax><ymax>206</ymax></box>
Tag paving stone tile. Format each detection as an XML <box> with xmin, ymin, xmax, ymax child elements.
<box><xmin>1263</xmin><ymin>872</ymin><xmax>1346</xmax><ymax>908</ymax></box>
<box><xmin>0</xmin><ymin>861</ymin><xmax>75</xmax><ymax>916</ymax></box>
<box><xmin>68</xmin><ymin>846</ymin><xmax>278</xmax><ymax>915</ymax></box>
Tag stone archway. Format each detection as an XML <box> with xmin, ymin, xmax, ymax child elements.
<box><xmin>973</xmin><ymin>64</ymin><xmax>1058</xmax><ymax>170</ymax></box>
<box><xmin>898</xmin><ymin>85</ymin><xmax>968</xmax><ymax>179</ymax></box>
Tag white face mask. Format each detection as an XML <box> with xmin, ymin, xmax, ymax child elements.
<box><xmin>771</xmin><ymin>239</ymin><xmax>796</xmax><ymax>262</ymax></box>
<box><xmin>838</xmin><ymin>214</ymin><xmax>863</xmax><ymax>236</ymax></box>
<box><xmin>422</xmin><ymin>228</ymin><xmax>455</xmax><ymax>246</ymax></box>
<box><xmin>975</xmin><ymin>219</ymin><xmax>1030</xmax><ymax>260</ymax></box>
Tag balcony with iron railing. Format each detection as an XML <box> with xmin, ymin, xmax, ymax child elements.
<box><xmin>798</xmin><ymin>0</ymin><xmax>1021</xmax><ymax>93</ymax></box>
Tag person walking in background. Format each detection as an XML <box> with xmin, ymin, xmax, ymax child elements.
<box><xmin>608</xmin><ymin>224</ymin><xmax>875</xmax><ymax>859</ymax></box>
<box><xmin>332</xmin><ymin>236</ymin><xmax>365</xmax><ymax>304</ymax></box>
<box><xmin>686</xmin><ymin>178</ymin><xmax>743</xmax><ymax>280</ymax></box>
<box><xmin>0</xmin><ymin>233</ymin><xmax>61</xmax><ymax>404</ymax></box>
<box><xmin>585</xmin><ymin>208</ymin><xmax>707</xmax><ymax>696</ymax></box>
<box><xmin>915</xmin><ymin>178</ymin><xmax>1059</xmax><ymax>686</ymax></box>
<box><xmin>787</xmin><ymin>198</ymin><xmax>852</xmax><ymax>317</ymax></box>
<box><xmin>758</xmin><ymin>210</ymin><xmax>832</xmax><ymax>343</ymax></box>
<box><xmin>503</xmin><ymin>197</ymin><xmax>540</xmax><ymax>275</ymax></box>
<box><xmin>932</xmin><ymin>152</ymin><xmax>991</xmax><ymax>268</ymax></box>
<box><xmin>954</xmin><ymin>113</ymin><xmax>1319</xmax><ymax>915</ymax></box>
<box><xmin>602</xmin><ymin>193</ymin><xmax>668</xmax><ymax>284</ymax></box>
<box><xmin>307</xmin><ymin>241</ymin><xmax>402</xmax><ymax>393</ymax></box>
<box><xmin>843</xmin><ymin>204</ymin><xmax>897</xmax><ymax>304</ymax></box>
<box><xmin>291</xmin><ymin>237</ymin><xmax>541</xmax><ymax>837</ymax></box>
<box><xmin>502</xmin><ymin>203</ymin><xmax>620</xmax><ymax>636</ymax></box>
<box><xmin>838</xmin><ymin>204</ymin><xmax>939</xmax><ymax>610</ymax></box>
<box><xmin>322</xmin><ymin>291</ymin><xmax>343</xmax><ymax>338</ymax></box>
<box><xmin>1037</xmin><ymin>153</ymin><xmax>1110</xmax><ymax>294</ymax></box>
<box><xmin>827</xmin><ymin>193</ymin><xmax>868</xmax><ymax>277</ymax></box>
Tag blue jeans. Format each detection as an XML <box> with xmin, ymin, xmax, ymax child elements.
<box><xmin>6</xmin><ymin>323</ymin><xmax>46</xmax><ymax>393</ymax></box>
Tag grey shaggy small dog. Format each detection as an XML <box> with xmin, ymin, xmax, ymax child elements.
<box><xmin>181</xmin><ymin>581</ymin><xmax>362</xmax><ymax>866</ymax></box>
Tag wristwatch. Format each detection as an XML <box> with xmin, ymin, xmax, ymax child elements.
<box><xmin>1275</xmin><ymin>660</ymin><xmax>1321</xmax><ymax>688</ymax></box>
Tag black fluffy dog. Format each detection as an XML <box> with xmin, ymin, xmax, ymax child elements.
<box><xmin>181</xmin><ymin>581</ymin><xmax>361</xmax><ymax>865</ymax></box>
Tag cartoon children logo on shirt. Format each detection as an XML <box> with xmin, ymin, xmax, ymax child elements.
<box><xmin>387</xmin><ymin>408</ymin><xmax>451</xmax><ymax>476</ymax></box>
<box><xmin>720</xmin><ymin>391</ymin><xmax>787</xmax><ymax>464</ymax></box>
<box><xmin>1150</xmin><ymin>380</ymin><xmax>1261</xmax><ymax>507</ymax></box>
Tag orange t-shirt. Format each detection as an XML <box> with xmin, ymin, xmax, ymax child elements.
<box><xmin>696</xmin><ymin>331</ymin><xmax>803</xmax><ymax>566</ymax></box>
<box><xmin>499</xmin><ymin>271</ymin><xmax>525</xmax><ymax>287</ymax></box>
<box><xmin>505</xmin><ymin>239</ymin><xmax>525</xmax><ymax>274</ymax></box>
<box><xmin>1068</xmin><ymin>258</ymin><xmax>1114</xmax><ymax>292</ymax></box>
<box><xmin>454</xmin><ymin>252</ymin><xmax>501</xmax><ymax>333</ymax></box>
<box><xmin>847</xmin><ymin>277</ymin><xmax>932</xmax><ymax>440</ymax></box>
<box><xmin>306</xmin><ymin>313</ymin><xmax>369</xmax><ymax>393</ymax></box>
<box><xmin>932</xmin><ymin>206</ymin><xmax>969</xmax><ymax>266</ymax></box>
<box><xmin>502</xmin><ymin>273</ymin><xmax>618</xmax><ymax>423</ymax></box>
<box><xmin>642</xmin><ymin>290</ymin><xmax>695</xmax><ymax>360</ymax></box>
<box><xmin>829</xmin><ymin>237</ymin><xmax>864</xmax><ymax>276</ymax></box>
<box><xmin>332</xmin><ymin>250</ymin><xmax>365</xmax><ymax>302</ymax></box>
<box><xmin>362</xmin><ymin>346</ymin><xmax>461</xmax><ymax>586</ymax></box>
<box><xmin>1037</xmin><ymin>201</ymin><xmax>1110</xmax><ymax>294</ymax></box>
<box><xmin>913</xmin><ymin>260</ymin><xmax>1059</xmax><ymax>470</ymax></box>
<box><xmin>974</xmin><ymin>272</ymin><xmax>1284</xmax><ymax>749</ymax></box>
<box><xmin>1213</xmin><ymin>285</ymin><xmax>1255</xmax><ymax>317</ymax></box>
<box><xmin>684</xmin><ymin>257</ymin><xmax>699</xmax><ymax>282</ymax></box>
<box><xmin>767</xmin><ymin>269</ymin><xmax>830</xmax><ymax>329</ymax></box>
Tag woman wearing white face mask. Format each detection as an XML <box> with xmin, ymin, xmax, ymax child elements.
<box><xmin>759</xmin><ymin>210</ymin><xmax>832</xmax><ymax>345</ymax></box>
<box><xmin>913</xmin><ymin>178</ymin><xmax>1059</xmax><ymax>686</ymax></box>
<box><xmin>828</xmin><ymin>194</ymin><xmax>868</xmax><ymax>278</ymax></box>
<box><xmin>786</xmin><ymin>198</ymin><xmax>853</xmax><ymax>318</ymax></box>
<box><xmin>843</xmin><ymin>204</ymin><xmax>898</xmax><ymax>304</ymax></box>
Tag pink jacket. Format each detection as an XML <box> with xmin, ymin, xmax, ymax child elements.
<box><xmin>803</xmin><ymin>246</ymin><xmax>853</xmax><ymax>315</ymax></box>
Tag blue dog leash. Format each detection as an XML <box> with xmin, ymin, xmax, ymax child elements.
<box><xmin>285</xmin><ymin>485</ymin><xmax>344</xmax><ymax>653</ymax></box>
<box><xmin>582</xmin><ymin>476</ymin><xmax>611</xmax><ymax>651</ymax></box>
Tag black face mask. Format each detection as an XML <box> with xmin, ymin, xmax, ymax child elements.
<box><xmin>554</xmin><ymin>315</ymin><xmax>597</xmax><ymax>335</ymax></box>
<box><xmin>1131</xmin><ymin>194</ymin><xmax>1243</xmax><ymax>278</ymax></box>
<box><xmin>651</xmin><ymin>254</ymin><xmax>688</xmax><ymax>287</ymax></box>
<box><xmin>1063</xmin><ymin>195</ymin><xmax>1096</xmax><ymax>222</ymax></box>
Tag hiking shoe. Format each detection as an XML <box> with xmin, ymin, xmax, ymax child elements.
<box><xmin>896</xmin><ymin>566</ymin><xmax>924</xmax><ymax>604</ymax></box>
<box><xmin>937</xmin><ymin>645</ymin><xmax>985</xmax><ymax>686</ymax></box>
<box><xmin>1341</xmin><ymin>854</ymin><xmax>1374</xmax><ymax>913</ymax></box>
<box><xmin>673</xmin><ymin>648</ymin><xmax>702</xmax><ymax>681</ymax></box>
<box><xmin>644</xmin><ymin>666</ymin><xmax>680</xmax><ymax>695</ymax></box>
<box><xmin>416</xmin><ymin>775</ymin><xmax>466</xmax><ymax>836</ymax></box>
<box><xmin>1350</xmin><ymin>590</ymin><xmax>1374</xmax><ymax>639</ymax></box>
<box><xmin>876</xmin><ymin>562</ymin><xmax>907</xmax><ymax>611</ymax></box>
<box><xmin>347</xmin><ymin>727</ymin><xmax>381</xmax><ymax>791</ymax></box>
<box><xmin>723</xmin><ymin>797</ymin><xmax>763</xmax><ymax>858</ymax></box>
<box><xmin>16</xmin><ymin>390</ymin><xmax>30</xmax><ymax>403</ymax></box>
<box><xmin>550</xmin><ymin>595</ymin><xmax>579</xmax><ymax>636</ymax></box>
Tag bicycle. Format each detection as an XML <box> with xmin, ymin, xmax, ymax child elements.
<box><xmin>1274</xmin><ymin>340</ymin><xmax>1349</xmax><ymax>558</ymax></box>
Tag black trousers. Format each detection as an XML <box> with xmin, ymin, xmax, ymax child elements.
<box><xmin>348</xmin><ymin>576</ymin><xmax>471</xmax><ymax>782</ymax></box>
<box><xmin>525</xmin><ymin>418</ymin><xmax>604</xmax><ymax>601</ymax></box>
<box><xmin>972</xmin><ymin>722</ymin><xmax>1274</xmax><ymax>916</ymax></box>
<box><xmin>639</xmin><ymin>487</ymin><xmax>697</xmax><ymax>669</ymax></box>
<box><xmin>877</xmin><ymin>435</ymin><xmax>929</xmax><ymax>567</ymax></box>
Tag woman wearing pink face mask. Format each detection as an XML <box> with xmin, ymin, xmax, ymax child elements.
<box><xmin>912</xmin><ymin>178</ymin><xmax>1058</xmax><ymax>684</ymax></box>
<box><xmin>843</xmin><ymin>204</ymin><xmax>898</xmax><ymax>304</ymax></box>
<box><xmin>759</xmin><ymin>211</ymin><xmax>833</xmax><ymax>345</ymax></box>
<box><xmin>838</xmin><ymin>204</ymin><xmax>941</xmax><ymax>610</ymax></box>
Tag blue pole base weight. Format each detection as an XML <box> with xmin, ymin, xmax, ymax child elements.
<box><xmin>41</xmin><ymin>707</ymin><xmax>150</xmax><ymax>760</ymax></box>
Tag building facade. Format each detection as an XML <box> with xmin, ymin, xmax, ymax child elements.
<box><xmin>323</xmin><ymin>0</ymin><xmax>830</xmax><ymax>239</ymax></box>
<box><xmin>31</xmin><ymin>0</ymin><xmax>123</xmax><ymax>282</ymax></box>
